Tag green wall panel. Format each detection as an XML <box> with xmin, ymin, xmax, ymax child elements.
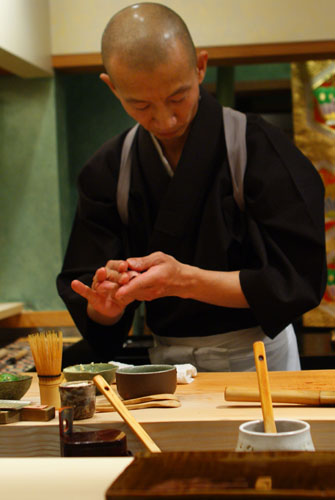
<box><xmin>55</xmin><ymin>73</ymin><xmax>135</xmax><ymax>251</ymax></box>
<box><xmin>0</xmin><ymin>76</ymin><xmax>63</xmax><ymax>310</ymax></box>
<box><xmin>235</xmin><ymin>63</ymin><xmax>291</xmax><ymax>81</ymax></box>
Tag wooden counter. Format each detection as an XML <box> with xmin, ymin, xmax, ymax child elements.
<box><xmin>1</xmin><ymin>370</ymin><xmax>335</xmax><ymax>457</ymax></box>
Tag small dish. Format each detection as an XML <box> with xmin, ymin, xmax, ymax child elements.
<box><xmin>116</xmin><ymin>364</ymin><xmax>177</xmax><ymax>400</ymax></box>
<box><xmin>0</xmin><ymin>374</ymin><xmax>33</xmax><ymax>400</ymax></box>
<box><xmin>63</xmin><ymin>363</ymin><xmax>118</xmax><ymax>390</ymax></box>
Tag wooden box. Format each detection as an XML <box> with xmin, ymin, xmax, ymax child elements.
<box><xmin>106</xmin><ymin>451</ymin><xmax>335</xmax><ymax>499</ymax></box>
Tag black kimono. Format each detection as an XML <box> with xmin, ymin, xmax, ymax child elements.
<box><xmin>57</xmin><ymin>87</ymin><xmax>327</xmax><ymax>358</ymax></box>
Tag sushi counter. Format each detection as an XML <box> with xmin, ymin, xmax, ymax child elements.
<box><xmin>1</xmin><ymin>370</ymin><xmax>334</xmax><ymax>457</ymax></box>
<box><xmin>1</xmin><ymin>370</ymin><xmax>335</xmax><ymax>500</ymax></box>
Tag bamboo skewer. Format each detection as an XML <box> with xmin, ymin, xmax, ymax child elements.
<box><xmin>253</xmin><ymin>341</ymin><xmax>277</xmax><ymax>433</ymax></box>
<box><xmin>93</xmin><ymin>374</ymin><xmax>161</xmax><ymax>453</ymax></box>
<box><xmin>225</xmin><ymin>386</ymin><xmax>335</xmax><ymax>405</ymax></box>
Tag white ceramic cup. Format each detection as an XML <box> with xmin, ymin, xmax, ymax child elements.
<box><xmin>236</xmin><ymin>419</ymin><xmax>315</xmax><ymax>452</ymax></box>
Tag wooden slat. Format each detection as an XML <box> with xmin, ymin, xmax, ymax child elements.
<box><xmin>52</xmin><ymin>40</ymin><xmax>335</xmax><ymax>72</ymax></box>
<box><xmin>0</xmin><ymin>310</ymin><xmax>74</xmax><ymax>328</ymax></box>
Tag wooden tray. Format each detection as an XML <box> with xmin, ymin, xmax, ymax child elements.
<box><xmin>106</xmin><ymin>451</ymin><xmax>335</xmax><ymax>499</ymax></box>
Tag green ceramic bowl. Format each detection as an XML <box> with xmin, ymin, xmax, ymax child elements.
<box><xmin>0</xmin><ymin>374</ymin><xmax>33</xmax><ymax>400</ymax></box>
<box><xmin>63</xmin><ymin>363</ymin><xmax>118</xmax><ymax>388</ymax></box>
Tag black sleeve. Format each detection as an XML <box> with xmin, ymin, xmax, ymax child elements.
<box><xmin>239</xmin><ymin>115</ymin><xmax>327</xmax><ymax>337</ymax></box>
<box><xmin>56</xmin><ymin>133</ymin><xmax>138</xmax><ymax>357</ymax></box>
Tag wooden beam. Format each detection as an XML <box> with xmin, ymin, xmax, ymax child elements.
<box><xmin>201</xmin><ymin>40</ymin><xmax>335</xmax><ymax>66</ymax></box>
<box><xmin>0</xmin><ymin>310</ymin><xmax>74</xmax><ymax>328</ymax></box>
<box><xmin>52</xmin><ymin>40</ymin><xmax>335</xmax><ymax>72</ymax></box>
<box><xmin>52</xmin><ymin>53</ymin><xmax>103</xmax><ymax>72</ymax></box>
<box><xmin>235</xmin><ymin>79</ymin><xmax>291</xmax><ymax>93</ymax></box>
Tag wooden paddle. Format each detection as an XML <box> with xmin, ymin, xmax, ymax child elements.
<box><xmin>253</xmin><ymin>341</ymin><xmax>277</xmax><ymax>433</ymax></box>
<box><xmin>93</xmin><ymin>374</ymin><xmax>161</xmax><ymax>453</ymax></box>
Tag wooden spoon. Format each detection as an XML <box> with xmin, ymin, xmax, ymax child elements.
<box><xmin>96</xmin><ymin>399</ymin><xmax>181</xmax><ymax>412</ymax></box>
<box><xmin>253</xmin><ymin>341</ymin><xmax>277</xmax><ymax>433</ymax></box>
<box><xmin>115</xmin><ymin>393</ymin><xmax>179</xmax><ymax>405</ymax></box>
<box><xmin>93</xmin><ymin>374</ymin><xmax>161</xmax><ymax>453</ymax></box>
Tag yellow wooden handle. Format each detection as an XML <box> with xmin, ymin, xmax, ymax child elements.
<box><xmin>93</xmin><ymin>374</ymin><xmax>161</xmax><ymax>453</ymax></box>
<box><xmin>253</xmin><ymin>341</ymin><xmax>277</xmax><ymax>433</ymax></box>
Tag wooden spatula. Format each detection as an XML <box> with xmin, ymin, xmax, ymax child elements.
<box><xmin>93</xmin><ymin>374</ymin><xmax>161</xmax><ymax>453</ymax></box>
<box><xmin>253</xmin><ymin>341</ymin><xmax>277</xmax><ymax>433</ymax></box>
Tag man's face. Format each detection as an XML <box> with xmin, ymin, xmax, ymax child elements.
<box><xmin>102</xmin><ymin>46</ymin><xmax>207</xmax><ymax>146</ymax></box>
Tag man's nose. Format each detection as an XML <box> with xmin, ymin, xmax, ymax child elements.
<box><xmin>153</xmin><ymin>108</ymin><xmax>177</xmax><ymax>130</ymax></box>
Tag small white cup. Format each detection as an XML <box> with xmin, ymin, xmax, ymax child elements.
<box><xmin>236</xmin><ymin>419</ymin><xmax>315</xmax><ymax>452</ymax></box>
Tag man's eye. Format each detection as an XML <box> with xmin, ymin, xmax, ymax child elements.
<box><xmin>170</xmin><ymin>96</ymin><xmax>185</xmax><ymax>103</ymax></box>
<box><xmin>134</xmin><ymin>104</ymin><xmax>149</xmax><ymax>111</ymax></box>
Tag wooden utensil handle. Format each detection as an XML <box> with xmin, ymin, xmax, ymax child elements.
<box><xmin>225</xmin><ymin>387</ymin><xmax>335</xmax><ymax>405</ymax></box>
<box><xmin>96</xmin><ymin>400</ymin><xmax>181</xmax><ymax>412</ymax></box>
<box><xmin>253</xmin><ymin>341</ymin><xmax>277</xmax><ymax>433</ymax></box>
<box><xmin>122</xmin><ymin>393</ymin><xmax>179</xmax><ymax>405</ymax></box>
<box><xmin>93</xmin><ymin>375</ymin><xmax>161</xmax><ymax>453</ymax></box>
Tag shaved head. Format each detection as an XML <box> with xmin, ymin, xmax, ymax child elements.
<box><xmin>101</xmin><ymin>3</ymin><xmax>197</xmax><ymax>78</ymax></box>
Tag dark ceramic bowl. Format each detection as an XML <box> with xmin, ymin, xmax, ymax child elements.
<box><xmin>0</xmin><ymin>374</ymin><xmax>33</xmax><ymax>400</ymax></box>
<box><xmin>116</xmin><ymin>364</ymin><xmax>177</xmax><ymax>400</ymax></box>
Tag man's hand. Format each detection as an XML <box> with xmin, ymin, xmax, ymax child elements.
<box><xmin>71</xmin><ymin>260</ymin><xmax>136</xmax><ymax>324</ymax></box>
<box><xmin>113</xmin><ymin>252</ymin><xmax>249</xmax><ymax>309</ymax></box>
<box><xmin>114</xmin><ymin>251</ymin><xmax>189</xmax><ymax>302</ymax></box>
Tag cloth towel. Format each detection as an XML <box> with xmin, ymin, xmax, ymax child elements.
<box><xmin>109</xmin><ymin>361</ymin><xmax>197</xmax><ymax>384</ymax></box>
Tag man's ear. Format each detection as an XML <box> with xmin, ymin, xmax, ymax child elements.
<box><xmin>100</xmin><ymin>73</ymin><xmax>119</xmax><ymax>97</ymax></box>
<box><xmin>196</xmin><ymin>50</ymin><xmax>208</xmax><ymax>84</ymax></box>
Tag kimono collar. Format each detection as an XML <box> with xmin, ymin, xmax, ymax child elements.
<box><xmin>138</xmin><ymin>87</ymin><xmax>224</xmax><ymax>255</ymax></box>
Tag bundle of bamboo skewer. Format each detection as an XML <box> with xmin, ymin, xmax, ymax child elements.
<box><xmin>28</xmin><ymin>330</ymin><xmax>63</xmax><ymax>408</ymax></box>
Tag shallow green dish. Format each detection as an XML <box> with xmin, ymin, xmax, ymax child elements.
<box><xmin>63</xmin><ymin>363</ymin><xmax>118</xmax><ymax>387</ymax></box>
<box><xmin>0</xmin><ymin>374</ymin><xmax>33</xmax><ymax>400</ymax></box>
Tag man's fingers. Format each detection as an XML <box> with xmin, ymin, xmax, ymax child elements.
<box><xmin>106</xmin><ymin>260</ymin><xmax>128</xmax><ymax>272</ymax></box>
<box><xmin>71</xmin><ymin>280</ymin><xmax>94</xmax><ymax>301</ymax></box>
<box><xmin>127</xmin><ymin>252</ymin><xmax>163</xmax><ymax>271</ymax></box>
<box><xmin>115</xmin><ymin>271</ymin><xmax>152</xmax><ymax>299</ymax></box>
<box><xmin>96</xmin><ymin>280</ymin><xmax>119</xmax><ymax>294</ymax></box>
<box><xmin>95</xmin><ymin>267</ymin><xmax>107</xmax><ymax>282</ymax></box>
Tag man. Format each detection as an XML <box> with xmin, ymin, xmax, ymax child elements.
<box><xmin>57</xmin><ymin>3</ymin><xmax>327</xmax><ymax>371</ymax></box>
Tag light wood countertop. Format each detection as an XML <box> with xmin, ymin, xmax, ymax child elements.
<box><xmin>0</xmin><ymin>457</ymin><xmax>132</xmax><ymax>500</ymax></box>
<box><xmin>1</xmin><ymin>370</ymin><xmax>335</xmax><ymax>457</ymax></box>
